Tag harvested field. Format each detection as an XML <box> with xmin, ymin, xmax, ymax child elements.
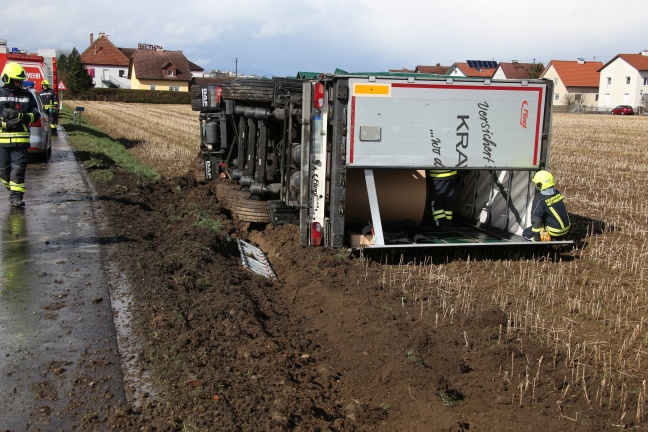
<box><xmin>70</xmin><ymin>103</ymin><xmax>648</xmax><ymax>431</ymax></box>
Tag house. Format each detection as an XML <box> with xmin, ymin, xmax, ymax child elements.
<box><xmin>446</xmin><ymin>60</ymin><xmax>497</xmax><ymax>78</ymax></box>
<box><xmin>492</xmin><ymin>61</ymin><xmax>542</xmax><ymax>80</ymax></box>
<box><xmin>129</xmin><ymin>49</ymin><xmax>194</xmax><ymax>92</ymax></box>
<box><xmin>414</xmin><ymin>64</ymin><xmax>451</xmax><ymax>75</ymax></box>
<box><xmin>80</xmin><ymin>33</ymin><xmax>134</xmax><ymax>89</ymax></box>
<box><xmin>597</xmin><ymin>52</ymin><xmax>648</xmax><ymax>111</ymax></box>
<box><xmin>540</xmin><ymin>60</ymin><xmax>603</xmax><ymax>107</ymax></box>
<box><xmin>188</xmin><ymin>60</ymin><xmax>205</xmax><ymax>78</ymax></box>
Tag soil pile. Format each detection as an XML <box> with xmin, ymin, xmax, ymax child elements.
<box><xmin>90</xmin><ymin>168</ymin><xmax>615</xmax><ymax>431</ymax></box>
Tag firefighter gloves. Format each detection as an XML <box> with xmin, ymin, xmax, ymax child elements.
<box><xmin>1</xmin><ymin>109</ymin><xmax>24</xmax><ymax>129</ymax></box>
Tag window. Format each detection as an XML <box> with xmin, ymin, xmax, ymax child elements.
<box><xmin>595</xmin><ymin>94</ymin><xmax>599</xmax><ymax>101</ymax></box>
<box><xmin>553</xmin><ymin>78</ymin><xmax>558</xmax><ymax>85</ymax></box>
<box><xmin>554</xmin><ymin>93</ymin><xmax>559</xmax><ymax>101</ymax></box>
<box><xmin>119</xmin><ymin>70</ymin><xmax>125</xmax><ymax>78</ymax></box>
<box><xmin>626</xmin><ymin>77</ymin><xmax>631</xmax><ymax>85</ymax></box>
<box><xmin>150</xmin><ymin>85</ymin><xmax>157</xmax><ymax>90</ymax></box>
<box><xmin>607</xmin><ymin>77</ymin><xmax>611</xmax><ymax>85</ymax></box>
<box><xmin>167</xmin><ymin>70</ymin><xmax>174</xmax><ymax>76</ymax></box>
<box><xmin>644</xmin><ymin>77</ymin><xmax>648</xmax><ymax>86</ymax></box>
<box><xmin>169</xmin><ymin>86</ymin><xmax>180</xmax><ymax>91</ymax></box>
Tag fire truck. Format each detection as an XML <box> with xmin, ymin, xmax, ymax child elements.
<box><xmin>0</xmin><ymin>39</ymin><xmax>57</xmax><ymax>93</ymax></box>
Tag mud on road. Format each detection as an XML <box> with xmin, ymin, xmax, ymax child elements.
<box><xmin>0</xmin><ymin>132</ymin><xmax>125</xmax><ymax>431</ymax></box>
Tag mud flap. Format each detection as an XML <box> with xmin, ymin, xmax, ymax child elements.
<box><xmin>203</xmin><ymin>155</ymin><xmax>220</xmax><ymax>182</ymax></box>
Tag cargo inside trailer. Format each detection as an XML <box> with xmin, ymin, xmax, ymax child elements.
<box><xmin>342</xmin><ymin>168</ymin><xmax>573</xmax><ymax>249</ymax></box>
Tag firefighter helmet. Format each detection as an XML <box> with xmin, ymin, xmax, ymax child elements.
<box><xmin>42</xmin><ymin>79</ymin><xmax>50</xmax><ymax>90</ymax></box>
<box><xmin>1</xmin><ymin>62</ymin><xmax>28</xmax><ymax>84</ymax></box>
<box><xmin>532</xmin><ymin>170</ymin><xmax>555</xmax><ymax>191</ymax></box>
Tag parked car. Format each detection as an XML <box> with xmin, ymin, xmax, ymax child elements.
<box><xmin>611</xmin><ymin>105</ymin><xmax>634</xmax><ymax>115</ymax></box>
<box><xmin>22</xmin><ymin>81</ymin><xmax>51</xmax><ymax>162</ymax></box>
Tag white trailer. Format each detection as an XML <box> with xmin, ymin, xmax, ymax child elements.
<box><xmin>194</xmin><ymin>73</ymin><xmax>570</xmax><ymax>249</ymax></box>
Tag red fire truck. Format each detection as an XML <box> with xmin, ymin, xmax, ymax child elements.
<box><xmin>0</xmin><ymin>39</ymin><xmax>57</xmax><ymax>93</ymax></box>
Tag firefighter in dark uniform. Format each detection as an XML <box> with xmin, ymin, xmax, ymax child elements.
<box><xmin>523</xmin><ymin>170</ymin><xmax>571</xmax><ymax>241</ymax></box>
<box><xmin>39</xmin><ymin>79</ymin><xmax>58</xmax><ymax>135</ymax></box>
<box><xmin>427</xmin><ymin>169</ymin><xmax>458</xmax><ymax>229</ymax></box>
<box><xmin>0</xmin><ymin>62</ymin><xmax>41</xmax><ymax>207</ymax></box>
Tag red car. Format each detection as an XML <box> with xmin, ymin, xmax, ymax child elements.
<box><xmin>611</xmin><ymin>105</ymin><xmax>634</xmax><ymax>115</ymax></box>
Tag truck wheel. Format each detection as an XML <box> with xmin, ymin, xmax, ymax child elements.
<box><xmin>215</xmin><ymin>182</ymin><xmax>271</xmax><ymax>223</ymax></box>
<box><xmin>222</xmin><ymin>79</ymin><xmax>274</xmax><ymax>102</ymax></box>
<box><xmin>229</xmin><ymin>190</ymin><xmax>271</xmax><ymax>223</ymax></box>
<box><xmin>231</xmin><ymin>201</ymin><xmax>271</xmax><ymax>223</ymax></box>
<box><xmin>216</xmin><ymin>181</ymin><xmax>238</xmax><ymax>206</ymax></box>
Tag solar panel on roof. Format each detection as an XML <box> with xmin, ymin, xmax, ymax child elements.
<box><xmin>467</xmin><ymin>60</ymin><xmax>498</xmax><ymax>69</ymax></box>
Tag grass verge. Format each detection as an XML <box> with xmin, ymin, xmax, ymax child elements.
<box><xmin>59</xmin><ymin>106</ymin><xmax>160</xmax><ymax>183</ymax></box>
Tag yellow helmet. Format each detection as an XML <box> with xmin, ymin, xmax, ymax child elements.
<box><xmin>532</xmin><ymin>170</ymin><xmax>555</xmax><ymax>191</ymax></box>
<box><xmin>42</xmin><ymin>79</ymin><xmax>50</xmax><ymax>89</ymax></box>
<box><xmin>1</xmin><ymin>62</ymin><xmax>28</xmax><ymax>84</ymax></box>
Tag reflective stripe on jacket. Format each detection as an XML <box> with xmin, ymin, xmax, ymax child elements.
<box><xmin>427</xmin><ymin>169</ymin><xmax>458</xmax><ymax>178</ymax></box>
<box><xmin>39</xmin><ymin>88</ymin><xmax>58</xmax><ymax>109</ymax></box>
<box><xmin>0</xmin><ymin>88</ymin><xmax>40</xmax><ymax>145</ymax></box>
<box><xmin>530</xmin><ymin>191</ymin><xmax>570</xmax><ymax>238</ymax></box>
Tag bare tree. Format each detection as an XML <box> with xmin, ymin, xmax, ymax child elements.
<box><xmin>563</xmin><ymin>94</ymin><xmax>577</xmax><ymax>111</ymax></box>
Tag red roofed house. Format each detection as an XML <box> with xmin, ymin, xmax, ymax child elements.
<box><xmin>446</xmin><ymin>61</ymin><xmax>497</xmax><ymax>78</ymax></box>
<box><xmin>129</xmin><ymin>49</ymin><xmax>194</xmax><ymax>92</ymax></box>
<box><xmin>80</xmin><ymin>32</ymin><xmax>134</xmax><ymax>89</ymax></box>
<box><xmin>597</xmin><ymin>52</ymin><xmax>648</xmax><ymax>111</ymax></box>
<box><xmin>414</xmin><ymin>64</ymin><xmax>451</xmax><ymax>75</ymax></box>
<box><xmin>492</xmin><ymin>61</ymin><xmax>542</xmax><ymax>80</ymax></box>
<box><xmin>540</xmin><ymin>59</ymin><xmax>603</xmax><ymax>108</ymax></box>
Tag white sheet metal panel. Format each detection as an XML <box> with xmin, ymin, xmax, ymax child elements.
<box><xmin>347</xmin><ymin>78</ymin><xmax>547</xmax><ymax>169</ymax></box>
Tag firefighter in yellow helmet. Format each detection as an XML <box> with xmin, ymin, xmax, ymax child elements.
<box><xmin>0</xmin><ymin>62</ymin><xmax>41</xmax><ymax>207</ymax></box>
<box><xmin>523</xmin><ymin>170</ymin><xmax>571</xmax><ymax>241</ymax></box>
<box><xmin>39</xmin><ymin>79</ymin><xmax>59</xmax><ymax>134</ymax></box>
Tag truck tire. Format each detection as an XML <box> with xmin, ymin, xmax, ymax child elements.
<box><xmin>216</xmin><ymin>182</ymin><xmax>271</xmax><ymax>223</ymax></box>
<box><xmin>222</xmin><ymin>79</ymin><xmax>274</xmax><ymax>102</ymax></box>
<box><xmin>229</xmin><ymin>189</ymin><xmax>271</xmax><ymax>223</ymax></box>
<box><xmin>191</xmin><ymin>85</ymin><xmax>203</xmax><ymax>111</ymax></box>
<box><xmin>216</xmin><ymin>181</ymin><xmax>238</xmax><ymax>206</ymax></box>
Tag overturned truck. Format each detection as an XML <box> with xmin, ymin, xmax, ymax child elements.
<box><xmin>193</xmin><ymin>73</ymin><xmax>570</xmax><ymax>249</ymax></box>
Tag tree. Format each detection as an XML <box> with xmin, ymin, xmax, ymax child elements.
<box><xmin>527</xmin><ymin>63</ymin><xmax>545</xmax><ymax>79</ymax></box>
<box><xmin>57</xmin><ymin>48</ymin><xmax>93</xmax><ymax>97</ymax></box>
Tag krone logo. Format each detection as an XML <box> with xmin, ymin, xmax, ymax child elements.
<box><xmin>520</xmin><ymin>101</ymin><xmax>529</xmax><ymax>129</ymax></box>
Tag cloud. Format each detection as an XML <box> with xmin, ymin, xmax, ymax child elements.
<box><xmin>2</xmin><ymin>0</ymin><xmax>647</xmax><ymax>77</ymax></box>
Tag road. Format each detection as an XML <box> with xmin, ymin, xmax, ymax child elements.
<box><xmin>0</xmin><ymin>130</ymin><xmax>126</xmax><ymax>431</ymax></box>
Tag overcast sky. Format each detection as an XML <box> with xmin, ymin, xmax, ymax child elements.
<box><xmin>4</xmin><ymin>0</ymin><xmax>646</xmax><ymax>77</ymax></box>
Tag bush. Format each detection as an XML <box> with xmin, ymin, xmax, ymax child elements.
<box><xmin>76</xmin><ymin>88</ymin><xmax>191</xmax><ymax>104</ymax></box>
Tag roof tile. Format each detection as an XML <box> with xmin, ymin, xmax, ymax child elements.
<box><xmin>548</xmin><ymin>60</ymin><xmax>603</xmax><ymax>87</ymax></box>
<box><xmin>131</xmin><ymin>50</ymin><xmax>192</xmax><ymax>82</ymax></box>
<box><xmin>80</xmin><ymin>36</ymin><xmax>131</xmax><ymax>67</ymax></box>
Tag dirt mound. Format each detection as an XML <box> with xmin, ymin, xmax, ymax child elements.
<box><xmin>92</xmin><ymin>170</ymin><xmax>616</xmax><ymax>431</ymax></box>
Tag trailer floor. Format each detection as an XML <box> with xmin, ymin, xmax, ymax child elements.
<box><xmin>350</xmin><ymin>220</ymin><xmax>573</xmax><ymax>249</ymax></box>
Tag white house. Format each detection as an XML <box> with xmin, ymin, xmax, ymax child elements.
<box><xmin>597</xmin><ymin>52</ymin><xmax>648</xmax><ymax>111</ymax></box>
<box><xmin>80</xmin><ymin>33</ymin><xmax>133</xmax><ymax>89</ymax></box>
<box><xmin>540</xmin><ymin>60</ymin><xmax>602</xmax><ymax>107</ymax></box>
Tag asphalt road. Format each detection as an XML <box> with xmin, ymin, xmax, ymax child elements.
<box><xmin>0</xmin><ymin>130</ymin><xmax>126</xmax><ymax>431</ymax></box>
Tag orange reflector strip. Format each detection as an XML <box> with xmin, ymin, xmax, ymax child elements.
<box><xmin>354</xmin><ymin>84</ymin><xmax>390</xmax><ymax>96</ymax></box>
